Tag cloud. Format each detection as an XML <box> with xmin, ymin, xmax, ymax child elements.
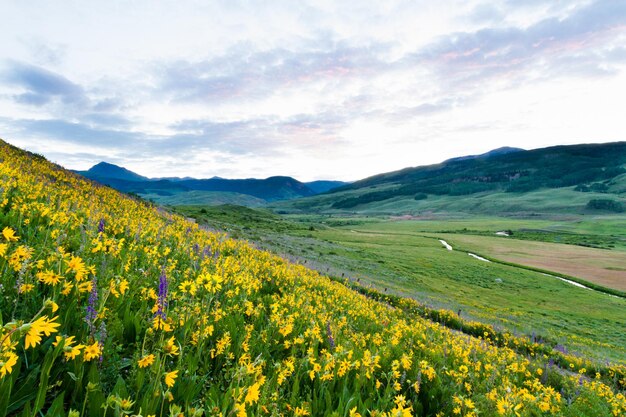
<box><xmin>12</xmin><ymin>118</ymin><xmax>140</xmax><ymax>148</ymax></box>
<box><xmin>156</xmin><ymin>41</ymin><xmax>391</xmax><ymax>103</ymax></box>
<box><xmin>468</xmin><ymin>4</ymin><xmax>505</xmax><ymax>24</ymax></box>
<box><xmin>169</xmin><ymin>111</ymin><xmax>348</xmax><ymax>156</ymax></box>
<box><xmin>414</xmin><ymin>0</ymin><xmax>626</xmax><ymax>86</ymax></box>
<box><xmin>3</xmin><ymin>61</ymin><xmax>86</xmax><ymax>106</ymax></box>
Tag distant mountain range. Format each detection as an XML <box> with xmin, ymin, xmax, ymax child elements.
<box><xmin>276</xmin><ymin>142</ymin><xmax>626</xmax><ymax>214</ymax></box>
<box><xmin>75</xmin><ymin>142</ymin><xmax>626</xmax><ymax>213</ymax></box>
<box><xmin>75</xmin><ymin>162</ymin><xmax>347</xmax><ymax>204</ymax></box>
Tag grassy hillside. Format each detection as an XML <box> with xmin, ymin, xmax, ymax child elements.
<box><xmin>178</xmin><ymin>206</ymin><xmax>626</xmax><ymax>361</ymax></box>
<box><xmin>276</xmin><ymin>142</ymin><xmax>626</xmax><ymax>214</ymax></box>
<box><xmin>1</xmin><ymin>140</ymin><xmax>625</xmax><ymax>417</ymax></box>
<box><xmin>276</xmin><ymin>184</ymin><xmax>626</xmax><ymax>216</ymax></box>
<box><xmin>142</xmin><ymin>191</ymin><xmax>267</xmax><ymax>207</ymax></box>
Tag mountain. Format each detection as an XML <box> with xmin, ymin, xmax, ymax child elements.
<box><xmin>277</xmin><ymin>142</ymin><xmax>626</xmax><ymax>214</ymax></box>
<box><xmin>176</xmin><ymin>176</ymin><xmax>315</xmax><ymax>201</ymax></box>
<box><xmin>75</xmin><ymin>163</ymin><xmax>320</xmax><ymax>203</ymax></box>
<box><xmin>77</xmin><ymin>161</ymin><xmax>149</xmax><ymax>182</ymax></box>
<box><xmin>445</xmin><ymin>146</ymin><xmax>524</xmax><ymax>162</ymax></box>
<box><xmin>304</xmin><ymin>180</ymin><xmax>349</xmax><ymax>193</ymax></box>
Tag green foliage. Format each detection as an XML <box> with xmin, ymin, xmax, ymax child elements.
<box><xmin>299</xmin><ymin>142</ymin><xmax>626</xmax><ymax>209</ymax></box>
<box><xmin>587</xmin><ymin>199</ymin><xmax>624</xmax><ymax>212</ymax></box>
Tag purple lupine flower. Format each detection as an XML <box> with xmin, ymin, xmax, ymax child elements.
<box><xmin>326</xmin><ymin>321</ymin><xmax>335</xmax><ymax>350</ymax></box>
<box><xmin>86</xmin><ymin>276</ymin><xmax>98</xmax><ymax>335</ymax></box>
<box><xmin>555</xmin><ymin>344</ymin><xmax>567</xmax><ymax>354</ymax></box>
<box><xmin>98</xmin><ymin>218</ymin><xmax>105</xmax><ymax>234</ymax></box>
<box><xmin>156</xmin><ymin>268</ymin><xmax>168</xmax><ymax>319</ymax></box>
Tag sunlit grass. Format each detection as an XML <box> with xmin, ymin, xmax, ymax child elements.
<box><xmin>1</xmin><ymin>140</ymin><xmax>625</xmax><ymax>416</ymax></box>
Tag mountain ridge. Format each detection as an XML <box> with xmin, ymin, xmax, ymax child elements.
<box><xmin>278</xmin><ymin>141</ymin><xmax>626</xmax><ymax>213</ymax></box>
<box><xmin>75</xmin><ymin>162</ymin><xmax>348</xmax><ymax>203</ymax></box>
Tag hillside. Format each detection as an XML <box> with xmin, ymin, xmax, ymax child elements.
<box><xmin>76</xmin><ymin>162</ymin><xmax>338</xmax><ymax>204</ymax></box>
<box><xmin>1</xmin><ymin>139</ymin><xmax>625</xmax><ymax>416</ymax></box>
<box><xmin>304</xmin><ymin>180</ymin><xmax>349</xmax><ymax>194</ymax></box>
<box><xmin>77</xmin><ymin>162</ymin><xmax>149</xmax><ymax>182</ymax></box>
<box><xmin>277</xmin><ymin>142</ymin><xmax>626</xmax><ymax>214</ymax></box>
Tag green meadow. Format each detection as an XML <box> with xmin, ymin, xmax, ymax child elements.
<box><xmin>176</xmin><ymin>206</ymin><xmax>626</xmax><ymax>364</ymax></box>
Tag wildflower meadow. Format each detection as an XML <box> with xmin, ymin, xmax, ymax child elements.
<box><xmin>0</xmin><ymin>139</ymin><xmax>625</xmax><ymax>416</ymax></box>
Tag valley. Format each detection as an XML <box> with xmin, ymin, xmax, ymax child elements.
<box><xmin>176</xmin><ymin>205</ymin><xmax>626</xmax><ymax>364</ymax></box>
<box><xmin>2</xmin><ymin>140</ymin><xmax>625</xmax><ymax>416</ymax></box>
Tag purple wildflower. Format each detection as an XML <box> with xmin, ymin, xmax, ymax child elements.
<box><xmin>156</xmin><ymin>268</ymin><xmax>168</xmax><ymax>319</ymax></box>
<box><xmin>98</xmin><ymin>218</ymin><xmax>105</xmax><ymax>234</ymax></box>
<box><xmin>326</xmin><ymin>321</ymin><xmax>335</xmax><ymax>350</ymax></box>
<box><xmin>86</xmin><ymin>276</ymin><xmax>98</xmax><ymax>335</ymax></box>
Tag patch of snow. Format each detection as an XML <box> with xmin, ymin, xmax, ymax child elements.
<box><xmin>468</xmin><ymin>253</ymin><xmax>491</xmax><ymax>262</ymax></box>
<box><xmin>541</xmin><ymin>273</ymin><xmax>591</xmax><ymax>290</ymax></box>
<box><xmin>439</xmin><ymin>240</ymin><xmax>453</xmax><ymax>250</ymax></box>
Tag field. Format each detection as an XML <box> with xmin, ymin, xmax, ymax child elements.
<box><xmin>423</xmin><ymin>233</ymin><xmax>626</xmax><ymax>291</ymax></box>
<box><xmin>141</xmin><ymin>190</ymin><xmax>267</xmax><ymax>207</ymax></box>
<box><xmin>276</xmin><ymin>184</ymin><xmax>626</xmax><ymax>218</ymax></box>
<box><xmin>2</xmin><ymin>142</ymin><xmax>626</xmax><ymax>417</ymax></box>
<box><xmin>177</xmin><ymin>206</ymin><xmax>626</xmax><ymax>364</ymax></box>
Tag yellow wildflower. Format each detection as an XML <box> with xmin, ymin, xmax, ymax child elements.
<box><xmin>37</xmin><ymin>270</ymin><xmax>62</xmax><ymax>286</ymax></box>
<box><xmin>118</xmin><ymin>279</ymin><xmax>129</xmax><ymax>295</ymax></box>
<box><xmin>2</xmin><ymin>227</ymin><xmax>18</xmax><ymax>242</ymax></box>
<box><xmin>294</xmin><ymin>407</ymin><xmax>309</xmax><ymax>416</ymax></box>
<box><xmin>53</xmin><ymin>336</ymin><xmax>85</xmax><ymax>360</ymax></box>
<box><xmin>164</xmin><ymin>370</ymin><xmax>178</xmax><ymax>388</ymax></box>
<box><xmin>349</xmin><ymin>407</ymin><xmax>362</xmax><ymax>417</ymax></box>
<box><xmin>245</xmin><ymin>381</ymin><xmax>261</xmax><ymax>405</ymax></box>
<box><xmin>84</xmin><ymin>342</ymin><xmax>102</xmax><ymax>361</ymax></box>
<box><xmin>19</xmin><ymin>283</ymin><xmax>35</xmax><ymax>294</ymax></box>
<box><xmin>138</xmin><ymin>354</ymin><xmax>155</xmax><ymax>368</ymax></box>
<box><xmin>164</xmin><ymin>336</ymin><xmax>179</xmax><ymax>356</ymax></box>
<box><xmin>0</xmin><ymin>352</ymin><xmax>19</xmax><ymax>378</ymax></box>
<box><xmin>25</xmin><ymin>315</ymin><xmax>60</xmax><ymax>349</ymax></box>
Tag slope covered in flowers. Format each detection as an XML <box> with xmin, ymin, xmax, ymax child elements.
<box><xmin>0</xmin><ymin>140</ymin><xmax>624</xmax><ymax>417</ymax></box>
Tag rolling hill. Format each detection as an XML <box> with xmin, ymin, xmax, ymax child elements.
<box><xmin>1</xmin><ymin>138</ymin><xmax>625</xmax><ymax>416</ymax></box>
<box><xmin>276</xmin><ymin>142</ymin><xmax>626</xmax><ymax>214</ymax></box>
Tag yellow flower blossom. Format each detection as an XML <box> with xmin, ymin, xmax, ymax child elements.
<box><xmin>164</xmin><ymin>370</ymin><xmax>178</xmax><ymax>388</ymax></box>
<box><xmin>2</xmin><ymin>226</ymin><xmax>18</xmax><ymax>242</ymax></box>
<box><xmin>84</xmin><ymin>342</ymin><xmax>102</xmax><ymax>361</ymax></box>
<box><xmin>37</xmin><ymin>270</ymin><xmax>62</xmax><ymax>286</ymax></box>
<box><xmin>0</xmin><ymin>352</ymin><xmax>18</xmax><ymax>378</ymax></box>
<box><xmin>245</xmin><ymin>381</ymin><xmax>262</xmax><ymax>405</ymax></box>
<box><xmin>19</xmin><ymin>283</ymin><xmax>35</xmax><ymax>294</ymax></box>
<box><xmin>164</xmin><ymin>336</ymin><xmax>179</xmax><ymax>356</ymax></box>
<box><xmin>138</xmin><ymin>354</ymin><xmax>155</xmax><ymax>368</ymax></box>
<box><xmin>25</xmin><ymin>315</ymin><xmax>60</xmax><ymax>349</ymax></box>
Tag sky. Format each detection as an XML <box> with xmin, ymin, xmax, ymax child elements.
<box><xmin>0</xmin><ymin>0</ymin><xmax>625</xmax><ymax>181</ymax></box>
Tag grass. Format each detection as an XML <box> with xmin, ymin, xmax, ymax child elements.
<box><xmin>4</xmin><ymin>139</ymin><xmax>626</xmax><ymax>417</ymax></box>
<box><xmin>140</xmin><ymin>190</ymin><xmax>267</xmax><ymax>207</ymax></box>
<box><xmin>177</xmin><ymin>206</ymin><xmax>626</xmax><ymax>364</ymax></box>
<box><xmin>422</xmin><ymin>233</ymin><xmax>626</xmax><ymax>291</ymax></box>
<box><xmin>274</xmin><ymin>185</ymin><xmax>626</xmax><ymax>217</ymax></box>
